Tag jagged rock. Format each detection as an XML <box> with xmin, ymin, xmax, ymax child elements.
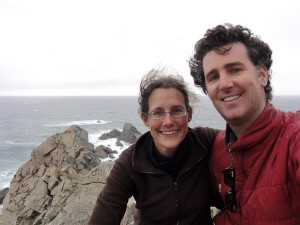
<box><xmin>95</xmin><ymin>145</ymin><xmax>118</xmax><ymax>159</ymax></box>
<box><xmin>119</xmin><ymin>123</ymin><xmax>142</xmax><ymax>143</ymax></box>
<box><xmin>0</xmin><ymin>125</ymin><xmax>135</xmax><ymax>225</ymax></box>
<box><xmin>98</xmin><ymin>129</ymin><xmax>121</xmax><ymax>140</ymax></box>
<box><xmin>0</xmin><ymin>188</ymin><xmax>9</xmax><ymax>205</ymax></box>
<box><xmin>116</xmin><ymin>139</ymin><xmax>123</xmax><ymax>147</ymax></box>
<box><xmin>0</xmin><ymin>126</ymin><xmax>94</xmax><ymax>223</ymax></box>
<box><xmin>98</xmin><ymin>123</ymin><xmax>142</xmax><ymax>144</ymax></box>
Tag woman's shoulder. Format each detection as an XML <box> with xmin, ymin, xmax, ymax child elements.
<box><xmin>191</xmin><ymin>126</ymin><xmax>221</xmax><ymax>137</ymax></box>
<box><xmin>118</xmin><ymin>144</ymin><xmax>135</xmax><ymax>161</ymax></box>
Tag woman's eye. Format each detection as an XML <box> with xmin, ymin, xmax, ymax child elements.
<box><xmin>153</xmin><ymin>111</ymin><xmax>164</xmax><ymax>116</ymax></box>
<box><xmin>172</xmin><ymin>108</ymin><xmax>183</xmax><ymax>113</ymax></box>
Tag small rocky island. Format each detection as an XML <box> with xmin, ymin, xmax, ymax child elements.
<box><xmin>0</xmin><ymin>123</ymin><xmax>142</xmax><ymax>225</ymax></box>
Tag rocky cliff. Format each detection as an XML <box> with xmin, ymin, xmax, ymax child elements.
<box><xmin>0</xmin><ymin>125</ymin><xmax>135</xmax><ymax>225</ymax></box>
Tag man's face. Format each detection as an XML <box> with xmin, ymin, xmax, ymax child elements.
<box><xmin>203</xmin><ymin>42</ymin><xmax>268</xmax><ymax>135</ymax></box>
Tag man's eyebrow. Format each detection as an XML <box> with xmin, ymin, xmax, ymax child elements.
<box><xmin>205</xmin><ymin>69</ymin><xmax>217</xmax><ymax>78</ymax></box>
<box><xmin>224</xmin><ymin>61</ymin><xmax>244</xmax><ymax>69</ymax></box>
<box><xmin>205</xmin><ymin>61</ymin><xmax>245</xmax><ymax>76</ymax></box>
<box><xmin>205</xmin><ymin>61</ymin><xmax>246</xmax><ymax>77</ymax></box>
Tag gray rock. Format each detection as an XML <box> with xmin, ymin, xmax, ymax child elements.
<box><xmin>0</xmin><ymin>188</ymin><xmax>9</xmax><ymax>205</ymax></box>
<box><xmin>119</xmin><ymin>123</ymin><xmax>142</xmax><ymax>143</ymax></box>
<box><xmin>95</xmin><ymin>145</ymin><xmax>114</xmax><ymax>159</ymax></box>
<box><xmin>98</xmin><ymin>123</ymin><xmax>142</xmax><ymax>144</ymax></box>
<box><xmin>116</xmin><ymin>139</ymin><xmax>123</xmax><ymax>147</ymax></box>
<box><xmin>0</xmin><ymin>125</ymin><xmax>135</xmax><ymax>225</ymax></box>
<box><xmin>99</xmin><ymin>129</ymin><xmax>121</xmax><ymax>140</ymax></box>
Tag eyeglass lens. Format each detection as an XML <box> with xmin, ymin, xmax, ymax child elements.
<box><xmin>222</xmin><ymin>167</ymin><xmax>236</xmax><ymax>213</ymax></box>
<box><xmin>223</xmin><ymin>167</ymin><xmax>235</xmax><ymax>186</ymax></box>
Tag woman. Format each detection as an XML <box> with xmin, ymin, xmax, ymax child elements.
<box><xmin>88</xmin><ymin>68</ymin><xmax>219</xmax><ymax>225</ymax></box>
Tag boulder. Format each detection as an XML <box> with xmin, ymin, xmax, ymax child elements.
<box><xmin>0</xmin><ymin>125</ymin><xmax>135</xmax><ymax>225</ymax></box>
<box><xmin>98</xmin><ymin>123</ymin><xmax>142</xmax><ymax>144</ymax></box>
<box><xmin>0</xmin><ymin>188</ymin><xmax>9</xmax><ymax>205</ymax></box>
<box><xmin>99</xmin><ymin>129</ymin><xmax>121</xmax><ymax>140</ymax></box>
<box><xmin>116</xmin><ymin>139</ymin><xmax>123</xmax><ymax>147</ymax></box>
<box><xmin>119</xmin><ymin>123</ymin><xmax>142</xmax><ymax>143</ymax></box>
<box><xmin>95</xmin><ymin>145</ymin><xmax>118</xmax><ymax>159</ymax></box>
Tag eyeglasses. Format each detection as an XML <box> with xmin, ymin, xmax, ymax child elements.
<box><xmin>222</xmin><ymin>166</ymin><xmax>236</xmax><ymax>213</ymax></box>
<box><xmin>147</xmin><ymin>107</ymin><xmax>187</xmax><ymax>120</ymax></box>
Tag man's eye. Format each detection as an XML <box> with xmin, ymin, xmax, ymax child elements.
<box><xmin>230</xmin><ymin>68</ymin><xmax>242</xmax><ymax>74</ymax></box>
<box><xmin>206</xmin><ymin>74</ymin><xmax>219</xmax><ymax>82</ymax></box>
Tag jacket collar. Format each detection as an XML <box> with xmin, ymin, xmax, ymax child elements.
<box><xmin>225</xmin><ymin>103</ymin><xmax>282</xmax><ymax>152</ymax></box>
<box><xmin>132</xmin><ymin>129</ymin><xmax>209</xmax><ymax>175</ymax></box>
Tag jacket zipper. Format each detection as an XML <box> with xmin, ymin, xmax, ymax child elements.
<box><xmin>173</xmin><ymin>158</ymin><xmax>205</xmax><ymax>225</ymax></box>
<box><xmin>136</xmin><ymin>153</ymin><xmax>206</xmax><ymax>225</ymax></box>
<box><xmin>173</xmin><ymin>181</ymin><xmax>180</xmax><ymax>224</ymax></box>
<box><xmin>239</xmin><ymin>150</ymin><xmax>245</xmax><ymax>225</ymax></box>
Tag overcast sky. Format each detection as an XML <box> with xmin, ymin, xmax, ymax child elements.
<box><xmin>0</xmin><ymin>0</ymin><xmax>300</xmax><ymax>96</ymax></box>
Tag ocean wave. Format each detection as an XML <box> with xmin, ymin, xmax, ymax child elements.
<box><xmin>3</xmin><ymin>140</ymin><xmax>14</xmax><ymax>145</ymax></box>
<box><xmin>0</xmin><ymin>169</ymin><xmax>17</xmax><ymax>189</ymax></box>
<box><xmin>89</xmin><ymin>132</ymin><xmax>131</xmax><ymax>160</ymax></box>
<box><xmin>2</xmin><ymin>140</ymin><xmax>36</xmax><ymax>146</ymax></box>
<box><xmin>44</xmin><ymin>120</ymin><xmax>111</xmax><ymax>127</ymax></box>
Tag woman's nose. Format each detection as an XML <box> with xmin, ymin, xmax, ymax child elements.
<box><xmin>162</xmin><ymin>113</ymin><xmax>175</xmax><ymax>124</ymax></box>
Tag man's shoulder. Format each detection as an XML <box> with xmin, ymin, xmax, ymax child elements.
<box><xmin>214</xmin><ymin>130</ymin><xmax>226</xmax><ymax>144</ymax></box>
<box><xmin>280</xmin><ymin>110</ymin><xmax>300</xmax><ymax>125</ymax></box>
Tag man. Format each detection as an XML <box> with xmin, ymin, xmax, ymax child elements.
<box><xmin>189</xmin><ymin>23</ymin><xmax>300</xmax><ymax>224</ymax></box>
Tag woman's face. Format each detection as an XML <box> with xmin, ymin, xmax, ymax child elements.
<box><xmin>142</xmin><ymin>88</ymin><xmax>192</xmax><ymax>157</ymax></box>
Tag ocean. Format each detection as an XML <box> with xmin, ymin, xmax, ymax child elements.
<box><xmin>0</xmin><ymin>95</ymin><xmax>299</xmax><ymax>192</ymax></box>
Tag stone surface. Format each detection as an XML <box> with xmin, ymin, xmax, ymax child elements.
<box><xmin>95</xmin><ymin>145</ymin><xmax>118</xmax><ymax>159</ymax></box>
<box><xmin>119</xmin><ymin>122</ymin><xmax>142</xmax><ymax>143</ymax></box>
<box><xmin>99</xmin><ymin>123</ymin><xmax>142</xmax><ymax>144</ymax></box>
<box><xmin>99</xmin><ymin>129</ymin><xmax>121</xmax><ymax>140</ymax></box>
<box><xmin>0</xmin><ymin>125</ymin><xmax>135</xmax><ymax>225</ymax></box>
<box><xmin>0</xmin><ymin>188</ymin><xmax>9</xmax><ymax>205</ymax></box>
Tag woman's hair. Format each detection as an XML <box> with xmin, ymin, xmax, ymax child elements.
<box><xmin>138</xmin><ymin>68</ymin><xmax>197</xmax><ymax>115</ymax></box>
<box><xmin>189</xmin><ymin>23</ymin><xmax>273</xmax><ymax>100</ymax></box>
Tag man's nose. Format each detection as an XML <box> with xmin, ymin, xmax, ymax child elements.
<box><xmin>219</xmin><ymin>75</ymin><xmax>233</xmax><ymax>90</ymax></box>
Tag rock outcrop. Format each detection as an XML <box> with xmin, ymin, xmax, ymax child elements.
<box><xmin>94</xmin><ymin>145</ymin><xmax>118</xmax><ymax>159</ymax></box>
<box><xmin>0</xmin><ymin>125</ymin><xmax>135</xmax><ymax>225</ymax></box>
<box><xmin>0</xmin><ymin>188</ymin><xmax>8</xmax><ymax>205</ymax></box>
<box><xmin>119</xmin><ymin>123</ymin><xmax>142</xmax><ymax>143</ymax></box>
<box><xmin>99</xmin><ymin>123</ymin><xmax>142</xmax><ymax>144</ymax></box>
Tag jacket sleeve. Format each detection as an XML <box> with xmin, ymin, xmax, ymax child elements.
<box><xmin>192</xmin><ymin>126</ymin><xmax>223</xmax><ymax>209</ymax></box>
<box><xmin>291</xmin><ymin>121</ymin><xmax>300</xmax><ymax>184</ymax></box>
<box><xmin>87</xmin><ymin>149</ymin><xmax>135</xmax><ymax>225</ymax></box>
<box><xmin>192</xmin><ymin>126</ymin><xmax>221</xmax><ymax>149</ymax></box>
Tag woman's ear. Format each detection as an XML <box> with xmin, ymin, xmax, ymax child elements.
<box><xmin>187</xmin><ymin>107</ymin><xmax>193</xmax><ymax>123</ymax></box>
<box><xmin>141</xmin><ymin>113</ymin><xmax>149</xmax><ymax>127</ymax></box>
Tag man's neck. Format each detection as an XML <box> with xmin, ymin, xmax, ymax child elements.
<box><xmin>228</xmin><ymin>102</ymin><xmax>268</xmax><ymax>138</ymax></box>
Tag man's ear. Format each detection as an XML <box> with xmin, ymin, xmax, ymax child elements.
<box><xmin>259</xmin><ymin>66</ymin><xmax>268</xmax><ymax>87</ymax></box>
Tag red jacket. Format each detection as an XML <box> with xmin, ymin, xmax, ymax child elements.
<box><xmin>210</xmin><ymin>104</ymin><xmax>300</xmax><ymax>225</ymax></box>
<box><xmin>88</xmin><ymin>127</ymin><xmax>218</xmax><ymax>225</ymax></box>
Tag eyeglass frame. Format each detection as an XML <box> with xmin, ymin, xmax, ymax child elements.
<box><xmin>222</xmin><ymin>166</ymin><xmax>236</xmax><ymax>213</ymax></box>
<box><xmin>146</xmin><ymin>107</ymin><xmax>188</xmax><ymax>120</ymax></box>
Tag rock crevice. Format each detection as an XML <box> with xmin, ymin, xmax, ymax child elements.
<box><xmin>0</xmin><ymin>125</ymin><xmax>136</xmax><ymax>225</ymax></box>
